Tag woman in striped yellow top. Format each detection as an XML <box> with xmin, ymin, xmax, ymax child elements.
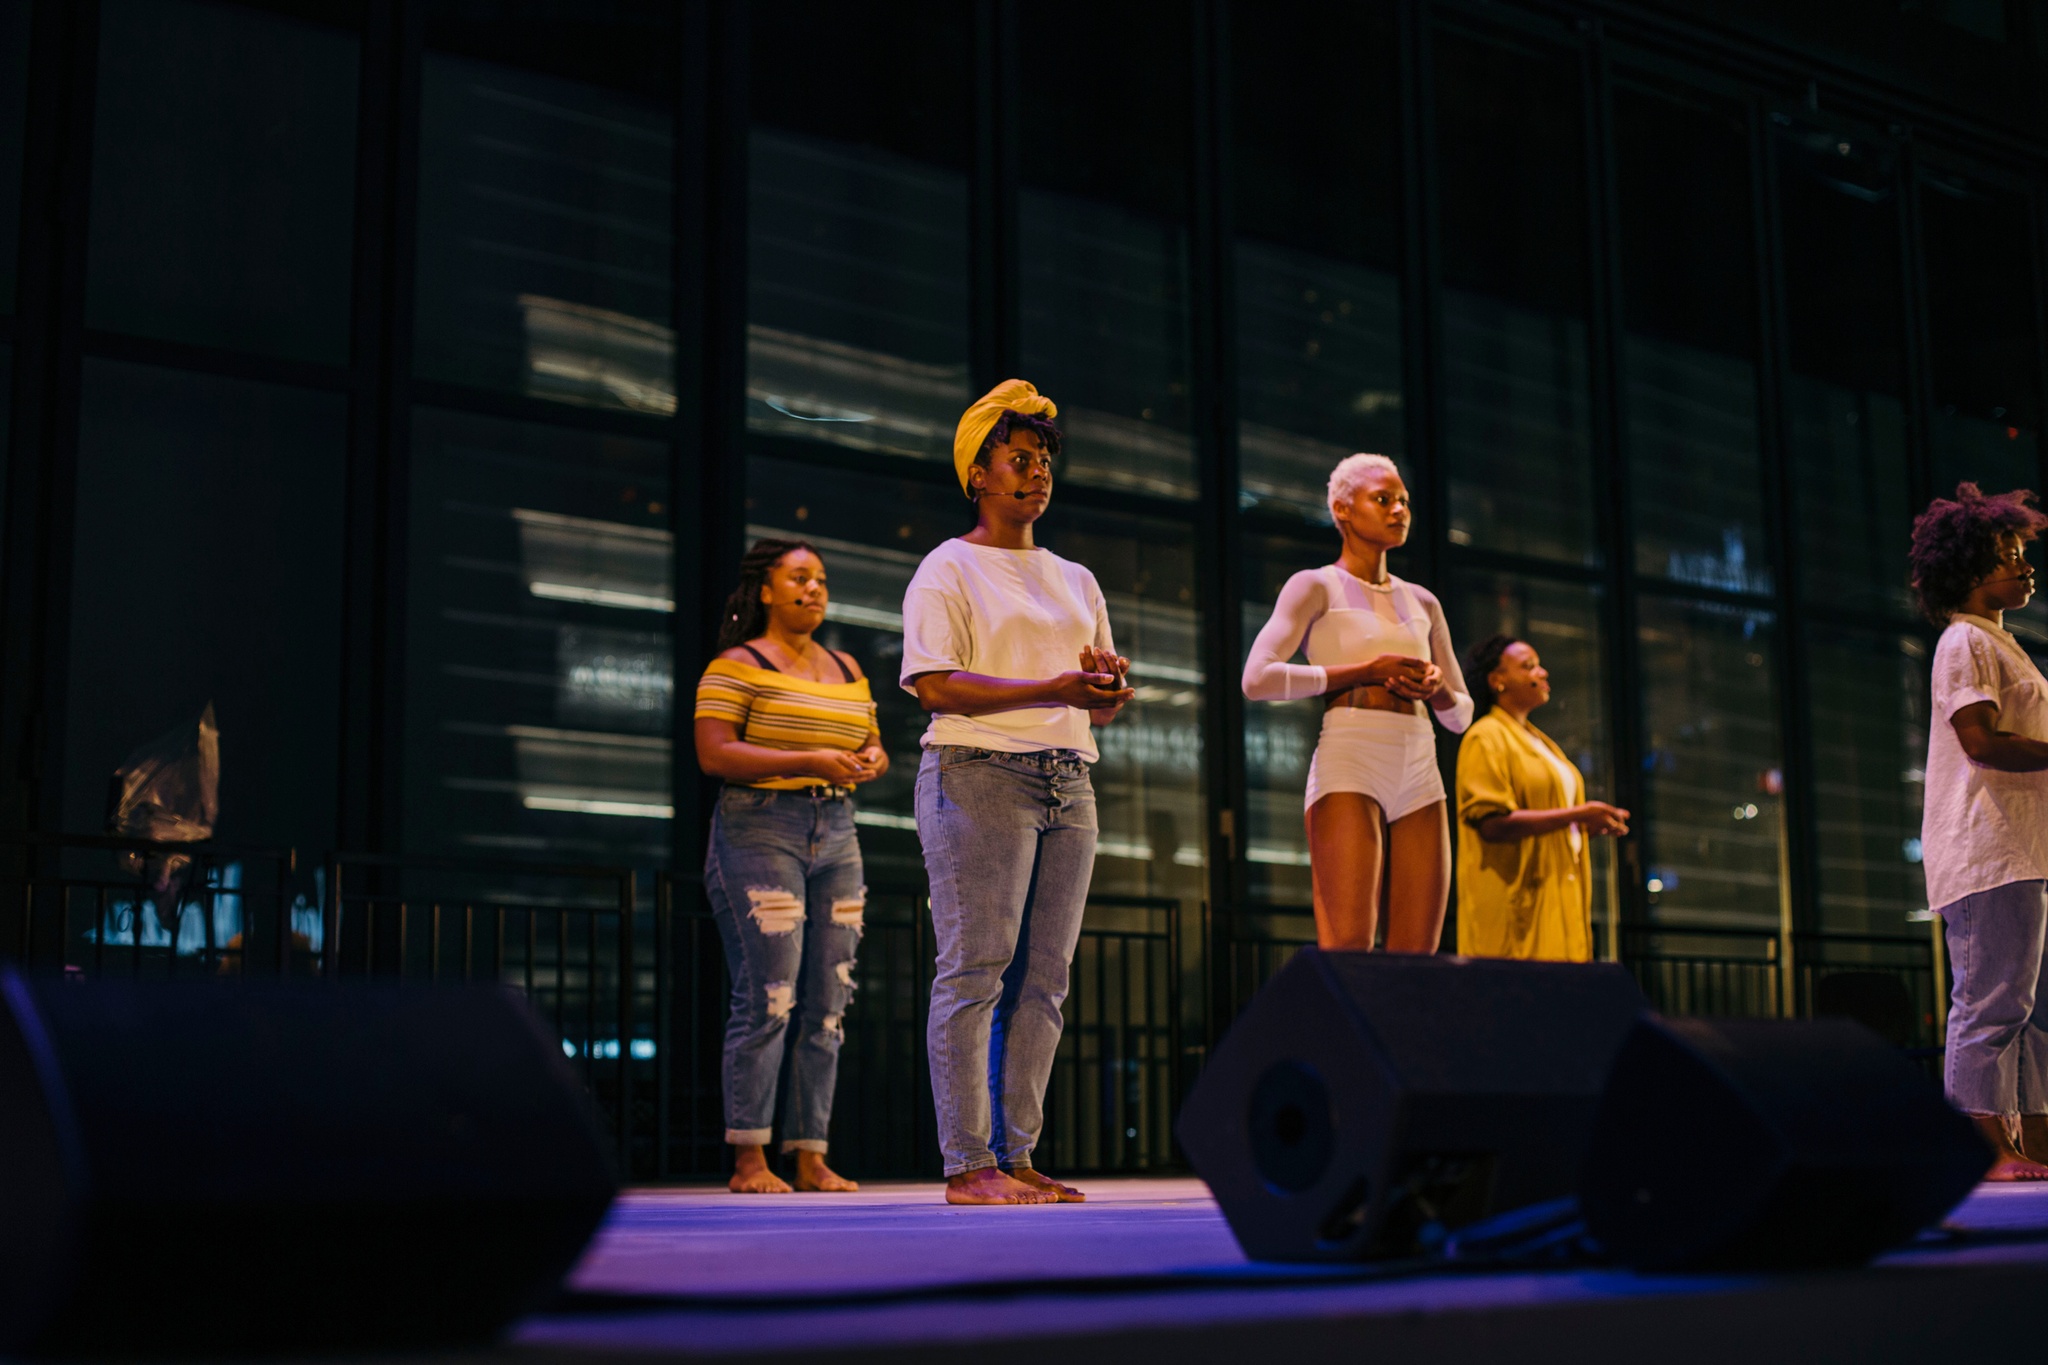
<box><xmin>694</xmin><ymin>537</ymin><xmax>885</xmax><ymax>1195</ymax></box>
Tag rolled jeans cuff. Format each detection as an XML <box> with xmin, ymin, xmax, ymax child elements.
<box><xmin>944</xmin><ymin>1155</ymin><xmax>999</xmax><ymax>1178</ymax></box>
<box><xmin>726</xmin><ymin>1127</ymin><xmax>773</xmax><ymax>1146</ymax></box>
<box><xmin>780</xmin><ymin>1138</ymin><xmax>829</xmax><ymax>1154</ymax></box>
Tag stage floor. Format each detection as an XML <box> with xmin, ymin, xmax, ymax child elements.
<box><xmin>498</xmin><ymin>1178</ymin><xmax>2048</xmax><ymax>1364</ymax></box>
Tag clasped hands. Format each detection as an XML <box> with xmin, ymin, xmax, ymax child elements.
<box><xmin>806</xmin><ymin>743</ymin><xmax>890</xmax><ymax>785</ymax></box>
<box><xmin>1054</xmin><ymin>646</ymin><xmax>1135</xmax><ymax>720</ymax></box>
<box><xmin>1360</xmin><ymin>653</ymin><xmax>1443</xmax><ymax>702</ymax></box>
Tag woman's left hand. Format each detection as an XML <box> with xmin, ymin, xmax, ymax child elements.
<box><xmin>850</xmin><ymin>744</ymin><xmax>890</xmax><ymax>783</ymax></box>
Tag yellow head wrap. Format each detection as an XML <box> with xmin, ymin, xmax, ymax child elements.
<box><xmin>953</xmin><ymin>379</ymin><xmax>1058</xmax><ymax>495</ymax></box>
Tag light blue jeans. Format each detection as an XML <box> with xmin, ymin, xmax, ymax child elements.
<box><xmin>704</xmin><ymin>786</ymin><xmax>865</xmax><ymax>1152</ymax></box>
<box><xmin>1939</xmin><ymin>879</ymin><xmax>2048</xmax><ymax>1117</ymax></box>
<box><xmin>917</xmin><ymin>746</ymin><xmax>1097</xmax><ymax>1176</ymax></box>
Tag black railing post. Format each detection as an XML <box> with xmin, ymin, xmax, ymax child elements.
<box><xmin>617</xmin><ymin>871</ymin><xmax>635</xmax><ymax>1176</ymax></box>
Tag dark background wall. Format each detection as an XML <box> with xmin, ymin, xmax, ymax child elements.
<box><xmin>1</xmin><ymin>0</ymin><xmax>2045</xmax><ymax>1016</ymax></box>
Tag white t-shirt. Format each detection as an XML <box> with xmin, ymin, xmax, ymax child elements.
<box><xmin>1923</xmin><ymin>613</ymin><xmax>2048</xmax><ymax>911</ymax></box>
<box><xmin>899</xmin><ymin>538</ymin><xmax>1116</xmax><ymax>761</ymax></box>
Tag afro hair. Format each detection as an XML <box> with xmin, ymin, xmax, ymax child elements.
<box><xmin>1908</xmin><ymin>482</ymin><xmax>2048</xmax><ymax>625</ymax></box>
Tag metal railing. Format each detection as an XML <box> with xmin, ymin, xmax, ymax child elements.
<box><xmin>322</xmin><ymin>853</ymin><xmax>651</xmax><ymax>1172</ymax></box>
<box><xmin>0</xmin><ymin>832</ymin><xmax>305</xmax><ymax>978</ymax></box>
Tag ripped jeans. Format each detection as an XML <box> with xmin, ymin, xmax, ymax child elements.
<box><xmin>705</xmin><ymin>785</ymin><xmax>865</xmax><ymax>1152</ymax></box>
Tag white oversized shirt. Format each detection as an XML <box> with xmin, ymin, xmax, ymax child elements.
<box><xmin>1923</xmin><ymin>612</ymin><xmax>2048</xmax><ymax>910</ymax></box>
<box><xmin>899</xmin><ymin>538</ymin><xmax>1116</xmax><ymax>761</ymax></box>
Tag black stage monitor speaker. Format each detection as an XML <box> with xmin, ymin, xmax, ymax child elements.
<box><xmin>1177</xmin><ymin>949</ymin><xmax>1646</xmax><ymax>1261</ymax></box>
<box><xmin>0</xmin><ymin>968</ymin><xmax>619</xmax><ymax>1355</ymax></box>
<box><xmin>1580</xmin><ymin>1015</ymin><xmax>1990</xmax><ymax>1270</ymax></box>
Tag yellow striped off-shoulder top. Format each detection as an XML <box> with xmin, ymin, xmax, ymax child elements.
<box><xmin>693</xmin><ymin>651</ymin><xmax>877</xmax><ymax>790</ymax></box>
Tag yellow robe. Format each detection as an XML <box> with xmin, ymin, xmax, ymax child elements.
<box><xmin>1454</xmin><ymin>710</ymin><xmax>1593</xmax><ymax>962</ymax></box>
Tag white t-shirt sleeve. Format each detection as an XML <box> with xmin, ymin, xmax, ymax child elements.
<box><xmin>1932</xmin><ymin>626</ymin><xmax>2000</xmax><ymax>722</ymax></box>
<box><xmin>1090</xmin><ymin>574</ymin><xmax>1115</xmax><ymax>657</ymax></box>
<box><xmin>899</xmin><ymin>563</ymin><xmax>971</xmax><ymax>693</ymax></box>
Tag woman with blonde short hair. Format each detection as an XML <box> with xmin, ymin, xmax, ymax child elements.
<box><xmin>1241</xmin><ymin>453</ymin><xmax>1472</xmax><ymax>951</ymax></box>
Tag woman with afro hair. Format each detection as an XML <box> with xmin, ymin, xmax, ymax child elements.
<box><xmin>1911</xmin><ymin>482</ymin><xmax>2048</xmax><ymax>1179</ymax></box>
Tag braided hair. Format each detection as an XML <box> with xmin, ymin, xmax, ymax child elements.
<box><xmin>716</xmin><ymin>538</ymin><xmax>816</xmax><ymax>652</ymax></box>
<box><xmin>1464</xmin><ymin>633</ymin><xmax>1521</xmax><ymax>721</ymax></box>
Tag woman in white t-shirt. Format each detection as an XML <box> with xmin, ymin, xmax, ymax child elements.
<box><xmin>900</xmin><ymin>379</ymin><xmax>1134</xmax><ymax>1208</ymax></box>
<box><xmin>1911</xmin><ymin>481</ymin><xmax>2048</xmax><ymax>1180</ymax></box>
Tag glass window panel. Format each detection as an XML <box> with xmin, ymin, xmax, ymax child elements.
<box><xmin>0</xmin><ymin>0</ymin><xmax>30</xmax><ymax>314</ymax></box>
<box><xmin>414</xmin><ymin>5</ymin><xmax>675</xmax><ymax>411</ymax></box>
<box><xmin>1447</xmin><ymin>571</ymin><xmax>1616</xmax><ymax>941</ymax></box>
<box><xmin>1922</xmin><ymin>170</ymin><xmax>2044</xmax><ymax>505</ymax></box>
<box><xmin>1038</xmin><ymin>509</ymin><xmax>1204</xmax><ymax>901</ymax></box>
<box><xmin>67</xmin><ymin>361</ymin><xmax>345</xmax><ymax>850</ymax></box>
<box><xmin>1019</xmin><ymin>0</ymin><xmax>1195</xmax><ymax>500</ymax></box>
<box><xmin>746</xmin><ymin>0</ymin><xmax>971</xmax><ymax>463</ymax></box>
<box><xmin>1240</xmin><ymin>535</ymin><xmax>1332</xmax><ymax>908</ymax></box>
<box><xmin>404</xmin><ymin>407</ymin><xmax>672</xmax><ymax>864</ymax></box>
<box><xmin>1637</xmin><ymin>596</ymin><xmax>1786</xmax><ymax>928</ymax></box>
<box><xmin>1806</xmin><ymin>626</ymin><xmax>1928</xmax><ymax>935</ymax></box>
<box><xmin>745</xmin><ymin>456</ymin><xmax>1202</xmax><ymax>898</ymax></box>
<box><xmin>1614</xmin><ymin>86</ymin><xmax>1769</xmax><ymax>594</ymax></box>
<box><xmin>0</xmin><ymin>344</ymin><xmax>9</xmax><ymax>564</ymax></box>
<box><xmin>1435</xmin><ymin>30</ymin><xmax>1597</xmax><ymax>565</ymax></box>
<box><xmin>1776</xmin><ymin>121</ymin><xmax>1914</xmax><ymax>617</ymax></box>
<box><xmin>85</xmin><ymin>0</ymin><xmax>358</xmax><ymax>362</ymax></box>
<box><xmin>1231</xmin><ymin>0</ymin><xmax>1404</xmax><ymax>523</ymax></box>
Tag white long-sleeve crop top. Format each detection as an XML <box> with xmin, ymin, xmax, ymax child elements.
<box><xmin>1241</xmin><ymin>564</ymin><xmax>1474</xmax><ymax>733</ymax></box>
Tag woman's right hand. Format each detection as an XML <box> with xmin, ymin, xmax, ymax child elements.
<box><xmin>1575</xmin><ymin>801</ymin><xmax>1631</xmax><ymax>837</ymax></box>
<box><xmin>1049</xmin><ymin>669</ymin><xmax>1135</xmax><ymax>710</ymax></box>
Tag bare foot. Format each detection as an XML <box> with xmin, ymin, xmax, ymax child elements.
<box><xmin>2020</xmin><ymin>1114</ymin><xmax>2048</xmax><ymax>1163</ymax></box>
<box><xmin>1969</xmin><ymin>1114</ymin><xmax>2048</xmax><ymax>1181</ymax></box>
<box><xmin>945</xmin><ymin>1167</ymin><xmax>1056</xmax><ymax>1204</ymax></box>
<box><xmin>793</xmin><ymin>1150</ymin><xmax>859</xmax><ymax>1192</ymax></box>
<box><xmin>729</xmin><ymin>1144</ymin><xmax>792</xmax><ymax>1194</ymax></box>
<box><xmin>1002</xmin><ymin>1167</ymin><xmax>1086</xmax><ymax>1202</ymax></box>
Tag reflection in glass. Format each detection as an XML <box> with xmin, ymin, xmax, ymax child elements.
<box><xmin>1448</xmin><ymin>571</ymin><xmax>1614</xmax><ymax>941</ymax></box>
<box><xmin>746</xmin><ymin>0</ymin><xmax>972</xmax><ymax>463</ymax></box>
<box><xmin>1231</xmin><ymin>0</ymin><xmax>1404</xmax><ymax>521</ymax></box>
<box><xmin>1776</xmin><ymin>121</ymin><xmax>1914</xmax><ymax>617</ymax></box>
<box><xmin>1637</xmin><ymin>597</ymin><xmax>1785</xmax><ymax>928</ymax></box>
<box><xmin>406</xmin><ymin>408</ymin><xmax>673</xmax><ymax>861</ymax></box>
<box><xmin>746</xmin><ymin>132</ymin><xmax>970</xmax><ymax>462</ymax></box>
<box><xmin>0</xmin><ymin>0</ymin><xmax>29</xmax><ymax>313</ymax></box>
<box><xmin>1045</xmin><ymin>511</ymin><xmax>1205</xmax><ymax>901</ymax></box>
<box><xmin>414</xmin><ymin>47</ymin><xmax>673</xmax><ymax>408</ymax></box>
<box><xmin>1614</xmin><ymin>88</ymin><xmax>1768</xmax><ymax>594</ymax></box>
<box><xmin>1922</xmin><ymin>170</ymin><xmax>2044</xmax><ymax>505</ymax></box>
<box><xmin>1435</xmin><ymin>31</ymin><xmax>1597</xmax><ymax>565</ymax></box>
<box><xmin>68</xmin><ymin>361</ymin><xmax>345</xmax><ymax>851</ymax></box>
<box><xmin>1806</xmin><ymin>627</ymin><xmax>1928</xmax><ymax>934</ymax></box>
<box><xmin>1019</xmin><ymin>1</ymin><xmax>1195</xmax><ymax>501</ymax></box>
<box><xmin>86</xmin><ymin>0</ymin><xmax>358</xmax><ymax>362</ymax></box>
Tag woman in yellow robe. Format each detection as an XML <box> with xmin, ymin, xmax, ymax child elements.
<box><xmin>1454</xmin><ymin>635</ymin><xmax>1630</xmax><ymax>961</ymax></box>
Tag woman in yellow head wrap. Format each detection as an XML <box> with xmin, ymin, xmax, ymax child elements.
<box><xmin>901</xmin><ymin>379</ymin><xmax>1135</xmax><ymax>1206</ymax></box>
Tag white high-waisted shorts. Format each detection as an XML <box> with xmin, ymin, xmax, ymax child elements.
<box><xmin>1303</xmin><ymin>708</ymin><xmax>1444</xmax><ymax>822</ymax></box>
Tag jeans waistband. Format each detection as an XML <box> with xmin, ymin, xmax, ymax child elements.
<box><xmin>726</xmin><ymin>782</ymin><xmax>855</xmax><ymax>801</ymax></box>
<box><xmin>934</xmin><ymin>745</ymin><xmax>1087</xmax><ymax>770</ymax></box>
